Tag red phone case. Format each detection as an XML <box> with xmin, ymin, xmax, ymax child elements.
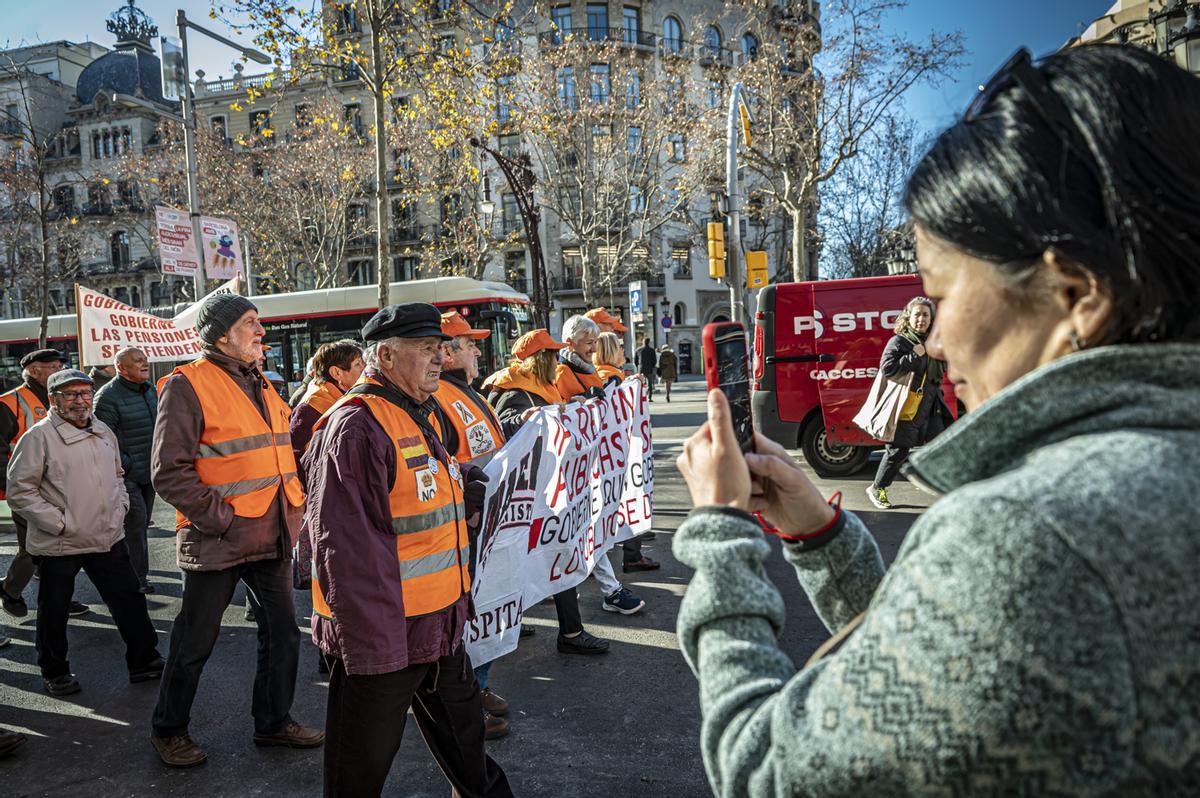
<box><xmin>702</xmin><ymin>321</ymin><xmax>745</xmax><ymax>392</ymax></box>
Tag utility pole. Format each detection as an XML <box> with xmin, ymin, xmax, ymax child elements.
<box><xmin>176</xmin><ymin>10</ymin><xmax>209</xmax><ymax>299</ymax></box>
<box><xmin>725</xmin><ymin>83</ymin><xmax>752</xmax><ymax>325</ymax></box>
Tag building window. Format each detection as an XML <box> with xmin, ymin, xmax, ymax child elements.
<box><xmin>625</xmin><ymin>67</ymin><xmax>640</xmax><ymax>109</ymax></box>
<box><xmin>52</xmin><ymin>185</ymin><xmax>74</xmax><ymax>213</ymax></box>
<box><xmin>110</xmin><ymin>230</ymin><xmax>130</xmax><ymax>269</ymax></box>
<box><xmin>348</xmin><ymin>259</ymin><xmax>375</xmax><ymax>286</ymax></box>
<box><xmin>347</xmin><ymin>203</ymin><xmax>369</xmax><ymax>231</ymax></box>
<box><xmin>671</xmin><ymin>245</ymin><xmax>692</xmax><ymax>278</ymax></box>
<box><xmin>498</xmin><ymin>134</ymin><xmax>520</xmax><ymax>158</ymax></box>
<box><xmin>501</xmin><ymin>193</ymin><xmax>520</xmax><ymax>235</ymax></box>
<box><xmin>393</xmin><ymin>256</ymin><xmax>418</xmax><ymax>282</ymax></box>
<box><xmin>88</xmin><ymin>182</ymin><xmax>111</xmax><ymax>212</ymax></box>
<box><xmin>627</xmin><ymin>185</ymin><xmax>645</xmax><ymax>213</ymax></box>
<box><xmin>438</xmin><ymin>34</ymin><xmax>456</xmax><ymax>53</ymax></box>
<box><xmin>707</xmin><ymin>80</ymin><xmax>722</xmax><ymax>109</ymax></box>
<box><xmin>626</xmin><ymin>126</ymin><xmax>642</xmax><ymax>158</ymax></box>
<box><xmin>295</xmin><ymin>263</ymin><xmax>316</xmax><ymax>291</ymax></box>
<box><xmin>343</xmin><ymin>103</ymin><xmax>363</xmax><ymax>137</ymax></box>
<box><xmin>393</xmin><ymin>148</ymin><xmax>412</xmax><ymax>176</ymax></box>
<box><xmin>249</xmin><ymin>110</ymin><xmax>272</xmax><ymax>136</ymax></box>
<box><xmin>551</xmin><ymin>5</ymin><xmax>573</xmax><ymax>41</ymax></box>
<box><xmin>668</xmin><ymin>133</ymin><xmax>686</xmax><ymax>162</ymax></box>
<box><xmin>673</xmin><ymin>302</ymin><xmax>685</xmax><ymax>325</ymax></box>
<box><xmin>293</xmin><ymin>104</ymin><xmax>311</xmax><ymax>127</ymax></box>
<box><xmin>704</xmin><ymin>25</ymin><xmax>722</xmax><ymax>57</ymax></box>
<box><xmin>590</xmin><ymin>63</ymin><xmax>610</xmax><ymax>104</ymax></box>
<box><xmin>496</xmin><ymin>75</ymin><xmax>514</xmax><ymax>122</ymax></box>
<box><xmin>663</xmin><ymin>16</ymin><xmax>683</xmax><ymax>53</ymax></box>
<box><xmin>562</xmin><ymin>247</ymin><xmax>583</xmax><ymax>283</ymax></box>
<box><xmin>336</xmin><ymin>3</ymin><xmax>359</xmax><ymax>33</ymax></box>
<box><xmin>741</xmin><ymin>33</ymin><xmax>760</xmax><ymax>61</ymax></box>
<box><xmin>622</xmin><ymin>6</ymin><xmax>640</xmax><ymax>44</ymax></box>
<box><xmin>441</xmin><ymin>194</ymin><xmax>462</xmax><ymax>225</ymax></box>
<box><xmin>587</xmin><ymin>4</ymin><xmax>609</xmax><ymax>41</ymax></box>
<box><xmin>209</xmin><ymin>115</ymin><xmax>227</xmax><ymax>141</ymax></box>
<box><xmin>557</xmin><ymin>67</ymin><xmax>577</xmax><ymax>110</ymax></box>
<box><xmin>392</xmin><ymin>199</ymin><xmax>417</xmax><ymax>238</ymax></box>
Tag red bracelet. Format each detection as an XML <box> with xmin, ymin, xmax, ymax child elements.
<box><xmin>758</xmin><ymin>491</ymin><xmax>842</xmax><ymax>543</ymax></box>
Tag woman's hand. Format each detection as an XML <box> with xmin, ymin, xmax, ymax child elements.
<box><xmin>520</xmin><ymin>407</ymin><xmax>538</xmax><ymax>422</ymax></box>
<box><xmin>677</xmin><ymin>390</ymin><xmax>752</xmax><ymax>509</ymax></box>
<box><xmin>745</xmin><ymin>436</ymin><xmax>836</xmax><ymax>537</ymax></box>
<box><xmin>912</xmin><ymin>343</ymin><xmax>926</xmax><ymax>357</ymax></box>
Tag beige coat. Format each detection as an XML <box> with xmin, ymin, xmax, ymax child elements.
<box><xmin>7</xmin><ymin>409</ymin><xmax>129</xmax><ymax>557</ymax></box>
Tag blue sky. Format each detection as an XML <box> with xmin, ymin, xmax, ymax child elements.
<box><xmin>8</xmin><ymin>0</ymin><xmax>1109</xmax><ymax>134</ymax></box>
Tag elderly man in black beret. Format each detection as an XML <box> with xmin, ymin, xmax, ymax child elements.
<box><xmin>304</xmin><ymin>303</ymin><xmax>511</xmax><ymax>798</ymax></box>
<box><xmin>149</xmin><ymin>292</ymin><xmax>323</xmax><ymax>769</ymax></box>
<box><xmin>0</xmin><ymin>348</ymin><xmax>90</xmax><ymax>619</ymax></box>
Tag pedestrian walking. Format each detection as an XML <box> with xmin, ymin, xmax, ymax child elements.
<box><xmin>303</xmin><ymin>303</ymin><xmax>512</xmax><ymax>798</ymax></box>
<box><xmin>487</xmin><ymin>329</ymin><xmax>611</xmax><ymax>655</ymax></box>
<box><xmin>555</xmin><ymin>317</ymin><xmax>652</xmax><ymax>602</ymax></box>
<box><xmin>864</xmin><ymin>297</ymin><xmax>952</xmax><ymax>510</ymax></box>
<box><xmin>657</xmin><ymin>345</ymin><xmax>678</xmax><ymax>402</ymax></box>
<box><xmin>671</xmin><ymin>44</ymin><xmax>1200</xmax><ymax>795</ymax></box>
<box><xmin>7</xmin><ymin>369</ymin><xmax>162</xmax><ymax>697</ymax></box>
<box><xmin>289</xmin><ymin>340</ymin><xmax>364</xmax><ymax>466</ymax></box>
<box><xmin>93</xmin><ymin>347</ymin><xmax>158</xmax><ymax>594</ymax></box>
<box><xmin>434</xmin><ymin>311</ymin><xmax>514</xmax><ymax>740</ymax></box>
<box><xmin>0</xmin><ymin>349</ymin><xmax>89</xmax><ymax>619</ymax></box>
<box><xmin>635</xmin><ymin>338</ymin><xmax>657</xmax><ymax>400</ymax></box>
<box><xmin>149</xmin><ymin>293</ymin><xmax>322</xmax><ymax>768</ymax></box>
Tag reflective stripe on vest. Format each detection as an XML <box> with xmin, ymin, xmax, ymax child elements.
<box><xmin>431</xmin><ymin>379</ymin><xmax>505</xmax><ymax>466</ymax></box>
<box><xmin>312</xmin><ymin>389</ymin><xmax>470</xmax><ymax>620</ymax></box>
<box><xmin>174</xmin><ymin>358</ymin><xmax>304</xmax><ymax>530</ymax></box>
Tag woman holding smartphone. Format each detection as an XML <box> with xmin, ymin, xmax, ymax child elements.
<box><xmin>673</xmin><ymin>44</ymin><xmax>1200</xmax><ymax>795</ymax></box>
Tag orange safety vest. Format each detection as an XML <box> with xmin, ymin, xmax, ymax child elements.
<box><xmin>172</xmin><ymin>357</ymin><xmax>304</xmax><ymax>531</ymax></box>
<box><xmin>432</xmin><ymin>379</ymin><xmax>505</xmax><ymax>466</ymax></box>
<box><xmin>299</xmin><ymin>380</ymin><xmax>344</xmax><ymax>417</ymax></box>
<box><xmin>555</xmin><ymin>362</ymin><xmax>605</xmax><ymax>401</ymax></box>
<box><xmin>311</xmin><ymin>386</ymin><xmax>470</xmax><ymax>619</ymax></box>
<box><xmin>0</xmin><ymin>384</ymin><xmax>47</xmax><ymax>500</ymax></box>
<box><xmin>489</xmin><ymin>365</ymin><xmax>563</xmax><ymax>407</ymax></box>
<box><xmin>595</xmin><ymin>364</ymin><xmax>625</xmax><ymax>384</ymax></box>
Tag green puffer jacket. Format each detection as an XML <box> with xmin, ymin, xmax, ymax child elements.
<box><xmin>674</xmin><ymin>343</ymin><xmax>1200</xmax><ymax>796</ymax></box>
<box><xmin>94</xmin><ymin>375</ymin><xmax>158</xmax><ymax>485</ymax></box>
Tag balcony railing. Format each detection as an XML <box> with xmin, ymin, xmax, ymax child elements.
<box><xmin>507</xmin><ymin>277</ymin><xmax>530</xmax><ymax>294</ymax></box>
<box><xmin>81</xmin><ymin>202</ymin><xmax>114</xmax><ymax>216</ymax></box>
<box><xmin>346</xmin><ymin>233</ymin><xmax>378</xmax><ymax>250</ymax></box>
<box><xmin>389</xmin><ymin>227</ymin><xmax>421</xmax><ymax>244</ymax></box>
<box><xmin>551</xmin><ymin>273</ymin><xmax>584</xmax><ymax>292</ymax></box>
<box><xmin>698</xmin><ymin>46</ymin><xmax>735</xmax><ymax>67</ymax></box>
<box><xmin>0</xmin><ymin>120</ymin><xmax>22</xmax><ymax>137</ymax></box>
<box><xmin>538</xmin><ymin>26</ymin><xmax>657</xmax><ymax>50</ymax></box>
<box><xmin>199</xmin><ymin>72</ymin><xmax>275</xmax><ymax>95</ymax></box>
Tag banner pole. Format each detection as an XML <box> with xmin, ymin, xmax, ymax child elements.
<box><xmin>73</xmin><ymin>283</ymin><xmax>83</xmax><ymax>369</ymax></box>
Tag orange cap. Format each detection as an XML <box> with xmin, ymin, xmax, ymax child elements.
<box><xmin>441</xmin><ymin>311</ymin><xmax>490</xmax><ymax>340</ymax></box>
<box><xmin>512</xmin><ymin>328</ymin><xmax>566</xmax><ymax>359</ymax></box>
<box><xmin>586</xmin><ymin>307</ymin><xmax>629</xmax><ymax>334</ymax></box>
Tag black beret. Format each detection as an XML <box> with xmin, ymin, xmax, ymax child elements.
<box><xmin>361</xmin><ymin>303</ymin><xmax>450</xmax><ymax>342</ymax></box>
<box><xmin>20</xmin><ymin>348</ymin><xmax>67</xmax><ymax>368</ymax></box>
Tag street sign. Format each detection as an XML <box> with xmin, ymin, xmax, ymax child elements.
<box><xmin>159</xmin><ymin>37</ymin><xmax>185</xmax><ymax>102</ymax></box>
<box><xmin>628</xmin><ymin>280</ymin><xmax>647</xmax><ymax>324</ymax></box>
<box><xmin>661</xmin><ymin>315</ymin><xmax>673</xmax><ymax>329</ymax></box>
<box><xmin>155</xmin><ymin>205</ymin><xmax>244</xmax><ymax>279</ymax></box>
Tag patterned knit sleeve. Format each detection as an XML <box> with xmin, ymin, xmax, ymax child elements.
<box><xmin>674</xmin><ymin>496</ymin><xmax>1135</xmax><ymax>797</ymax></box>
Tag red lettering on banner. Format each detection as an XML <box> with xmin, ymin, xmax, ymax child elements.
<box><xmin>526</xmin><ymin>518</ymin><xmax>544</xmax><ymax>554</ymax></box>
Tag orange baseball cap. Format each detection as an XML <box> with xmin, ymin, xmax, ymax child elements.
<box><xmin>512</xmin><ymin>328</ymin><xmax>566</xmax><ymax>359</ymax></box>
<box><xmin>441</xmin><ymin>311</ymin><xmax>490</xmax><ymax>340</ymax></box>
<box><xmin>586</xmin><ymin>307</ymin><xmax>629</xmax><ymax>334</ymax></box>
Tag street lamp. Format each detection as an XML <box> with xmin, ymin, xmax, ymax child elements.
<box><xmin>170</xmin><ymin>9</ymin><xmax>271</xmax><ymax>298</ymax></box>
<box><xmin>469</xmin><ymin>136</ymin><xmax>550</xmax><ymax>328</ymax></box>
<box><xmin>659</xmin><ymin>296</ymin><xmax>671</xmax><ymax>347</ymax></box>
<box><xmin>1168</xmin><ymin>4</ymin><xmax>1200</xmax><ymax>73</ymax></box>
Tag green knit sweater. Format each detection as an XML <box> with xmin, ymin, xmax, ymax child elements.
<box><xmin>674</xmin><ymin>343</ymin><xmax>1200</xmax><ymax>796</ymax></box>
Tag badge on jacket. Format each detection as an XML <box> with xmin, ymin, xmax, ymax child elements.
<box><xmin>416</xmin><ymin>468</ymin><xmax>437</xmax><ymax>502</ymax></box>
<box><xmin>452</xmin><ymin>400</ymin><xmax>476</xmax><ymax>425</ymax></box>
<box><xmin>466</xmin><ymin>422</ymin><xmax>494</xmax><ymax>457</ymax></box>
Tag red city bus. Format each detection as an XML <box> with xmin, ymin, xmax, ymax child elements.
<box><xmin>0</xmin><ymin>276</ymin><xmax>531</xmax><ymax>391</ymax></box>
<box><xmin>752</xmin><ymin>274</ymin><xmax>959</xmax><ymax>476</ymax></box>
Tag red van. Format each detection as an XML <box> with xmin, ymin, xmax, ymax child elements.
<box><xmin>752</xmin><ymin>274</ymin><xmax>959</xmax><ymax>476</ymax></box>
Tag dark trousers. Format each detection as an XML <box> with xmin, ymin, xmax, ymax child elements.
<box><xmin>873</xmin><ymin>445</ymin><xmax>911</xmax><ymax>490</ymax></box>
<box><xmin>323</xmin><ymin>647</ymin><xmax>512</xmax><ymax>798</ymax></box>
<box><xmin>2</xmin><ymin>512</ymin><xmax>35</xmax><ymax>599</ymax></box>
<box><xmin>553</xmin><ymin>588</ymin><xmax>583</xmax><ymax>636</ymax></box>
<box><xmin>35</xmin><ymin>543</ymin><xmax>160</xmax><ymax>679</ymax></box>
<box><xmin>621</xmin><ymin>536</ymin><xmax>643</xmax><ymax>566</ymax></box>
<box><xmin>122</xmin><ymin>480</ymin><xmax>156</xmax><ymax>584</ymax></box>
<box><xmin>152</xmin><ymin>557</ymin><xmax>299</xmax><ymax>737</ymax></box>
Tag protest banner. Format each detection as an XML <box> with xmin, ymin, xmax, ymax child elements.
<box><xmin>465</xmin><ymin>377</ymin><xmax>654</xmax><ymax>665</ymax></box>
<box><xmin>155</xmin><ymin>205</ymin><xmax>244</xmax><ymax>280</ymax></box>
<box><xmin>74</xmin><ymin>276</ymin><xmax>242</xmax><ymax>364</ymax></box>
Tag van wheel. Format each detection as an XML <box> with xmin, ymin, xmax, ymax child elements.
<box><xmin>799</xmin><ymin>417</ymin><xmax>871</xmax><ymax>478</ymax></box>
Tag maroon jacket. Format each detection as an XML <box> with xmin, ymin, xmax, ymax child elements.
<box><xmin>302</xmin><ymin>369</ymin><xmax>469</xmax><ymax>676</ymax></box>
<box><xmin>152</xmin><ymin>348</ymin><xmax>302</xmax><ymax>572</ymax></box>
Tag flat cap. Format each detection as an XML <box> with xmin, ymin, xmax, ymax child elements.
<box><xmin>20</xmin><ymin>348</ymin><xmax>67</xmax><ymax>368</ymax></box>
<box><xmin>47</xmin><ymin>369</ymin><xmax>92</xmax><ymax>393</ymax></box>
<box><xmin>362</xmin><ymin>303</ymin><xmax>450</xmax><ymax>342</ymax></box>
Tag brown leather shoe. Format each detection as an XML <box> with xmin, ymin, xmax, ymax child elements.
<box><xmin>483</xmin><ymin>712</ymin><xmax>510</xmax><ymax>740</ymax></box>
<box><xmin>480</xmin><ymin>687</ymin><xmax>509</xmax><ymax>716</ymax></box>
<box><xmin>150</xmin><ymin>733</ymin><xmax>208</xmax><ymax>768</ymax></box>
<box><xmin>253</xmin><ymin>720</ymin><xmax>325</xmax><ymax>749</ymax></box>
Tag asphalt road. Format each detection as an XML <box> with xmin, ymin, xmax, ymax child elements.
<box><xmin>0</xmin><ymin>376</ymin><xmax>933</xmax><ymax>797</ymax></box>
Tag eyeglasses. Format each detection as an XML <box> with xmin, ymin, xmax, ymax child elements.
<box><xmin>55</xmin><ymin>390</ymin><xmax>94</xmax><ymax>402</ymax></box>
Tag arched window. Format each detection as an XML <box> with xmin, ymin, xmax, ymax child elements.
<box><xmin>741</xmin><ymin>32</ymin><xmax>759</xmax><ymax>61</ymax></box>
<box><xmin>673</xmin><ymin>302</ymin><xmax>685</xmax><ymax>326</ymax></box>
<box><xmin>704</xmin><ymin>25</ymin><xmax>722</xmax><ymax>56</ymax></box>
<box><xmin>663</xmin><ymin>16</ymin><xmax>683</xmax><ymax>52</ymax></box>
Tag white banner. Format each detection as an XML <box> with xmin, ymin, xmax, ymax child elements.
<box><xmin>75</xmin><ymin>276</ymin><xmax>241</xmax><ymax>365</ymax></box>
<box><xmin>155</xmin><ymin>205</ymin><xmax>244</xmax><ymax>280</ymax></box>
<box><xmin>465</xmin><ymin>378</ymin><xmax>654</xmax><ymax>665</ymax></box>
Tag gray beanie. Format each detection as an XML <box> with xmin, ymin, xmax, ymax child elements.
<box><xmin>197</xmin><ymin>293</ymin><xmax>258</xmax><ymax>346</ymax></box>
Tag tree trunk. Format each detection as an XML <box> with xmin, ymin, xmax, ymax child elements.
<box><xmin>37</xmin><ymin>171</ymin><xmax>49</xmax><ymax>347</ymax></box>
<box><xmin>790</xmin><ymin>206</ymin><xmax>809</xmax><ymax>283</ymax></box>
<box><xmin>370</xmin><ymin>26</ymin><xmax>391</xmax><ymax>310</ymax></box>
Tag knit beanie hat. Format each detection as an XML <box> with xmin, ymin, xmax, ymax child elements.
<box><xmin>197</xmin><ymin>293</ymin><xmax>258</xmax><ymax>346</ymax></box>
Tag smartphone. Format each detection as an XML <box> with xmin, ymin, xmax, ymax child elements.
<box><xmin>702</xmin><ymin>321</ymin><xmax>755</xmax><ymax>453</ymax></box>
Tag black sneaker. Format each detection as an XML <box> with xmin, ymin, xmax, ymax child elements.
<box><xmin>0</xmin><ymin>586</ymin><xmax>27</xmax><ymax>618</ymax></box>
<box><xmin>44</xmin><ymin>674</ymin><xmax>81</xmax><ymax>696</ymax></box>
<box><xmin>67</xmin><ymin>600</ymin><xmax>89</xmax><ymax>617</ymax></box>
<box><xmin>602</xmin><ymin>588</ymin><xmax>646</xmax><ymax>615</ymax></box>
<box><xmin>556</xmin><ymin>631</ymin><xmax>610</xmax><ymax>655</ymax></box>
<box><xmin>130</xmin><ymin>657</ymin><xmax>165</xmax><ymax>684</ymax></box>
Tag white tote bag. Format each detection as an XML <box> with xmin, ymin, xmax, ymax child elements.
<box><xmin>852</xmin><ymin>370</ymin><xmax>913</xmax><ymax>443</ymax></box>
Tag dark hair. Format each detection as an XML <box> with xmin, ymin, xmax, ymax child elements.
<box><xmin>905</xmin><ymin>44</ymin><xmax>1200</xmax><ymax>344</ymax></box>
<box><xmin>312</xmin><ymin>339</ymin><xmax>363</xmax><ymax>383</ymax></box>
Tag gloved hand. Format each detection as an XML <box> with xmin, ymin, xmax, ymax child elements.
<box><xmin>461</xmin><ymin>464</ymin><xmax>490</xmax><ymax>534</ymax></box>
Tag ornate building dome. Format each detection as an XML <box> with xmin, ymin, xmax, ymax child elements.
<box><xmin>75</xmin><ymin>0</ymin><xmax>165</xmax><ymax>105</ymax></box>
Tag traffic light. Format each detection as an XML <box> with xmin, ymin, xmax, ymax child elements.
<box><xmin>746</xmin><ymin>250</ymin><xmax>768</xmax><ymax>289</ymax></box>
<box><xmin>707</xmin><ymin>222</ymin><xmax>726</xmax><ymax>280</ymax></box>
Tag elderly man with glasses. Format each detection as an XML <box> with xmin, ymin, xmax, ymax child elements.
<box><xmin>6</xmin><ymin>369</ymin><xmax>162</xmax><ymax>697</ymax></box>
